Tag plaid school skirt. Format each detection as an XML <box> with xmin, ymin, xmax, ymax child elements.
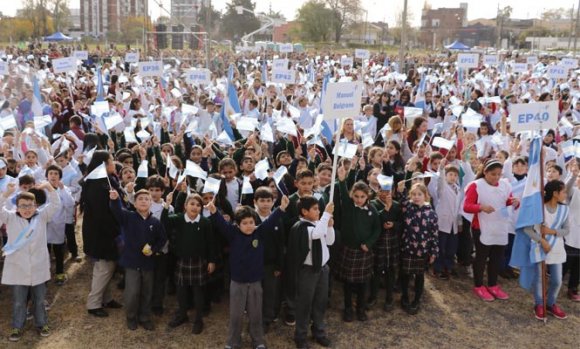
<box><xmin>400</xmin><ymin>253</ymin><xmax>427</xmax><ymax>276</ymax></box>
<box><xmin>337</xmin><ymin>245</ymin><xmax>374</xmax><ymax>283</ymax></box>
<box><xmin>374</xmin><ymin>231</ymin><xmax>399</xmax><ymax>272</ymax></box>
<box><xmin>175</xmin><ymin>256</ymin><xmax>208</xmax><ymax>286</ymax></box>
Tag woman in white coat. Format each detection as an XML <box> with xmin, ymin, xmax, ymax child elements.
<box><xmin>0</xmin><ymin>181</ymin><xmax>60</xmax><ymax>341</ymax></box>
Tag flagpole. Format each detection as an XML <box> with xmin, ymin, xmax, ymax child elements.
<box><xmin>328</xmin><ymin>118</ymin><xmax>343</xmax><ymax>203</ymax></box>
<box><xmin>538</xmin><ymin>129</ymin><xmax>548</xmax><ymax>324</ymax></box>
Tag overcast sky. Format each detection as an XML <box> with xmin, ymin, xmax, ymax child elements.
<box><xmin>2</xmin><ymin>0</ymin><xmax>578</xmax><ymax>26</ymax></box>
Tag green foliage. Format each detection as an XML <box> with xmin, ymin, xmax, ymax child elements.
<box><xmin>296</xmin><ymin>1</ymin><xmax>334</xmax><ymax>42</ymax></box>
<box><xmin>222</xmin><ymin>0</ymin><xmax>261</xmax><ymax>41</ymax></box>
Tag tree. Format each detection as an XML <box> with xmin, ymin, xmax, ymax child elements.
<box><xmin>198</xmin><ymin>3</ymin><xmax>222</xmax><ymax>37</ymax></box>
<box><xmin>222</xmin><ymin>0</ymin><xmax>260</xmax><ymax>41</ymax></box>
<box><xmin>296</xmin><ymin>0</ymin><xmax>334</xmax><ymax>42</ymax></box>
<box><xmin>20</xmin><ymin>0</ymin><xmax>52</xmax><ymax>38</ymax></box>
<box><xmin>541</xmin><ymin>8</ymin><xmax>572</xmax><ymax>21</ymax></box>
<box><xmin>325</xmin><ymin>0</ymin><xmax>361</xmax><ymax>43</ymax></box>
<box><xmin>49</xmin><ymin>0</ymin><xmax>71</xmax><ymax>32</ymax></box>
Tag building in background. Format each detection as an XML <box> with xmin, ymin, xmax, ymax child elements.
<box><xmin>80</xmin><ymin>0</ymin><xmax>148</xmax><ymax>37</ymax></box>
<box><xmin>420</xmin><ymin>2</ymin><xmax>467</xmax><ymax>49</ymax></box>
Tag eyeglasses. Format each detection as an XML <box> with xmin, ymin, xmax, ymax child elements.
<box><xmin>17</xmin><ymin>204</ymin><xmax>36</xmax><ymax>209</ymax></box>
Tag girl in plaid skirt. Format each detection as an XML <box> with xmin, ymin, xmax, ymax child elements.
<box><xmin>398</xmin><ymin>182</ymin><xmax>439</xmax><ymax>315</ymax></box>
<box><xmin>336</xmin><ymin>166</ymin><xmax>381</xmax><ymax>322</ymax></box>
<box><xmin>161</xmin><ymin>193</ymin><xmax>216</xmax><ymax>335</ymax></box>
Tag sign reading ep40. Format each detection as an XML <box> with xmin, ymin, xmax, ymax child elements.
<box><xmin>509</xmin><ymin>101</ymin><xmax>558</xmax><ymax>132</ymax></box>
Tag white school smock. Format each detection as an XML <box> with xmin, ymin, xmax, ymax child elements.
<box><xmin>46</xmin><ymin>187</ymin><xmax>75</xmax><ymax>244</ymax></box>
<box><xmin>475</xmin><ymin>178</ymin><xmax>511</xmax><ymax>246</ymax></box>
<box><xmin>544</xmin><ymin>205</ymin><xmax>567</xmax><ymax>265</ymax></box>
<box><xmin>565</xmin><ymin>187</ymin><xmax>580</xmax><ymax>249</ymax></box>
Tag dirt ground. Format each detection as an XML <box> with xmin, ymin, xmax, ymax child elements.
<box><xmin>0</xmin><ymin>229</ymin><xmax>578</xmax><ymax>349</ymax></box>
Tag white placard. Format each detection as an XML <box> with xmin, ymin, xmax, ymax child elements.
<box><xmin>271</xmin><ymin>69</ymin><xmax>295</xmax><ymax>84</ymax></box>
<box><xmin>547</xmin><ymin>65</ymin><xmax>568</xmax><ymax>79</ymax></box>
<box><xmin>73</xmin><ymin>51</ymin><xmax>88</xmax><ymax>60</ymax></box>
<box><xmin>512</xmin><ymin>63</ymin><xmax>528</xmax><ymax>73</ymax></box>
<box><xmin>526</xmin><ymin>56</ymin><xmax>538</xmax><ymax>65</ymax></box>
<box><xmin>509</xmin><ymin>101</ymin><xmax>558</xmax><ymax>132</ymax></box>
<box><xmin>457</xmin><ymin>53</ymin><xmax>479</xmax><ymax>68</ymax></box>
<box><xmin>561</xmin><ymin>58</ymin><xmax>578</xmax><ymax>69</ymax></box>
<box><xmin>483</xmin><ymin>55</ymin><xmax>498</xmax><ymax>65</ymax></box>
<box><xmin>272</xmin><ymin>58</ymin><xmax>288</xmax><ymax>70</ymax></box>
<box><xmin>0</xmin><ymin>61</ymin><xmax>7</xmax><ymax>75</ymax></box>
<box><xmin>138</xmin><ymin>61</ymin><xmax>163</xmax><ymax>77</ymax></box>
<box><xmin>355</xmin><ymin>49</ymin><xmax>370</xmax><ymax>59</ymax></box>
<box><xmin>125</xmin><ymin>52</ymin><xmax>140</xmax><ymax>63</ymax></box>
<box><xmin>341</xmin><ymin>56</ymin><xmax>354</xmax><ymax>67</ymax></box>
<box><xmin>52</xmin><ymin>57</ymin><xmax>77</xmax><ymax>74</ymax></box>
<box><xmin>322</xmin><ymin>81</ymin><xmax>363</xmax><ymax>121</ymax></box>
<box><xmin>279</xmin><ymin>43</ymin><xmax>293</xmax><ymax>53</ymax></box>
<box><xmin>186</xmin><ymin>69</ymin><xmax>211</xmax><ymax>85</ymax></box>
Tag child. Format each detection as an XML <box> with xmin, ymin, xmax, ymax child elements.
<box><xmin>336</xmin><ymin>166</ymin><xmax>380</xmax><ymax>322</ymax></box>
<box><xmin>464</xmin><ymin>159</ymin><xmax>520</xmax><ymax>302</ymax></box>
<box><xmin>45</xmin><ymin>165</ymin><xmax>75</xmax><ymax>285</ymax></box>
<box><xmin>433</xmin><ymin>160</ymin><xmax>461</xmax><ymax>279</ymax></box>
<box><xmin>110</xmin><ymin>189</ymin><xmax>167</xmax><ymax>331</ymax></box>
<box><xmin>0</xmin><ymin>181</ymin><xmax>60</xmax><ymax>342</ymax></box>
<box><xmin>564</xmin><ymin>168</ymin><xmax>580</xmax><ymax>301</ymax></box>
<box><xmin>369</xmin><ymin>182</ymin><xmax>402</xmax><ymax>311</ymax></box>
<box><xmin>399</xmin><ymin>183</ymin><xmax>438</xmax><ymax>314</ymax></box>
<box><xmin>521</xmin><ymin>180</ymin><xmax>570</xmax><ymax>320</ymax></box>
<box><xmin>253</xmin><ymin>187</ymin><xmax>285</xmax><ymax>333</ymax></box>
<box><xmin>208</xmin><ymin>195</ymin><xmax>289</xmax><ymax>349</ymax></box>
<box><xmin>162</xmin><ymin>193</ymin><xmax>215</xmax><ymax>334</ymax></box>
<box><xmin>219</xmin><ymin>158</ymin><xmax>242</xmax><ymax>211</ymax></box>
<box><xmin>288</xmin><ymin>197</ymin><xmax>335</xmax><ymax>349</ymax></box>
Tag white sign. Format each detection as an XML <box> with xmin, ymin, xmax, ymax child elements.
<box><xmin>547</xmin><ymin>65</ymin><xmax>568</xmax><ymax>79</ymax></box>
<box><xmin>125</xmin><ymin>52</ymin><xmax>140</xmax><ymax>63</ymax></box>
<box><xmin>271</xmin><ymin>69</ymin><xmax>295</xmax><ymax>84</ymax></box>
<box><xmin>186</xmin><ymin>69</ymin><xmax>211</xmax><ymax>85</ymax></box>
<box><xmin>355</xmin><ymin>49</ymin><xmax>370</xmax><ymax>59</ymax></box>
<box><xmin>561</xmin><ymin>58</ymin><xmax>578</xmax><ymax>69</ymax></box>
<box><xmin>138</xmin><ymin>61</ymin><xmax>163</xmax><ymax>77</ymax></box>
<box><xmin>512</xmin><ymin>63</ymin><xmax>528</xmax><ymax>73</ymax></box>
<box><xmin>457</xmin><ymin>53</ymin><xmax>479</xmax><ymax>68</ymax></box>
<box><xmin>341</xmin><ymin>56</ymin><xmax>354</xmax><ymax>67</ymax></box>
<box><xmin>272</xmin><ymin>58</ymin><xmax>288</xmax><ymax>70</ymax></box>
<box><xmin>52</xmin><ymin>57</ymin><xmax>77</xmax><ymax>74</ymax></box>
<box><xmin>509</xmin><ymin>101</ymin><xmax>558</xmax><ymax>132</ymax></box>
<box><xmin>322</xmin><ymin>81</ymin><xmax>363</xmax><ymax>121</ymax></box>
<box><xmin>483</xmin><ymin>55</ymin><xmax>498</xmax><ymax>66</ymax></box>
<box><xmin>526</xmin><ymin>56</ymin><xmax>538</xmax><ymax>65</ymax></box>
<box><xmin>73</xmin><ymin>51</ymin><xmax>88</xmax><ymax>60</ymax></box>
<box><xmin>279</xmin><ymin>43</ymin><xmax>293</xmax><ymax>53</ymax></box>
<box><xmin>0</xmin><ymin>61</ymin><xmax>7</xmax><ymax>75</ymax></box>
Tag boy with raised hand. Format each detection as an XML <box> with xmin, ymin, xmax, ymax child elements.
<box><xmin>0</xmin><ymin>181</ymin><xmax>60</xmax><ymax>342</ymax></box>
<box><xmin>109</xmin><ymin>189</ymin><xmax>167</xmax><ymax>331</ymax></box>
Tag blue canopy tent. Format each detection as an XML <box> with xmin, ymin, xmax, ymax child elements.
<box><xmin>445</xmin><ymin>40</ymin><xmax>470</xmax><ymax>50</ymax></box>
<box><xmin>44</xmin><ymin>32</ymin><xmax>73</xmax><ymax>42</ymax></box>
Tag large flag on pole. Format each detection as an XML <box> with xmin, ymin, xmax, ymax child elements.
<box><xmin>96</xmin><ymin>66</ymin><xmax>105</xmax><ymax>102</ymax></box>
<box><xmin>510</xmin><ymin>136</ymin><xmax>544</xmax><ymax>290</ymax></box>
<box><xmin>31</xmin><ymin>76</ymin><xmax>43</xmax><ymax>116</ymax></box>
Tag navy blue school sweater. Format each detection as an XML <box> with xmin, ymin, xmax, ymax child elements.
<box><xmin>211</xmin><ymin>208</ymin><xmax>283</xmax><ymax>283</ymax></box>
<box><xmin>110</xmin><ymin>199</ymin><xmax>167</xmax><ymax>271</ymax></box>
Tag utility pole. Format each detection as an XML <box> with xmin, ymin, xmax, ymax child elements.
<box><xmin>398</xmin><ymin>0</ymin><xmax>408</xmax><ymax>73</ymax></box>
<box><xmin>206</xmin><ymin>0</ymin><xmax>211</xmax><ymax>69</ymax></box>
<box><xmin>568</xmin><ymin>5</ymin><xmax>575</xmax><ymax>50</ymax></box>
<box><xmin>574</xmin><ymin>0</ymin><xmax>580</xmax><ymax>56</ymax></box>
<box><xmin>496</xmin><ymin>4</ymin><xmax>501</xmax><ymax>49</ymax></box>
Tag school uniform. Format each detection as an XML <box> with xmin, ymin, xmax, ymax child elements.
<box><xmin>434</xmin><ymin>168</ymin><xmax>461</xmax><ymax>274</ymax></box>
<box><xmin>46</xmin><ymin>186</ymin><xmax>75</xmax><ymax>276</ymax></box>
<box><xmin>564</xmin><ymin>181</ymin><xmax>580</xmax><ymax>293</ymax></box>
<box><xmin>258</xmin><ymin>212</ymin><xmax>285</xmax><ymax>326</ymax></box>
<box><xmin>150</xmin><ymin>200</ymin><xmax>172</xmax><ymax>313</ymax></box>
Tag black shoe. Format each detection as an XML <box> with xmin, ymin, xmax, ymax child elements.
<box><xmin>439</xmin><ymin>271</ymin><xmax>450</xmax><ymax>280</ymax></box>
<box><xmin>407</xmin><ymin>301</ymin><xmax>420</xmax><ymax>315</ymax></box>
<box><xmin>284</xmin><ymin>314</ymin><xmax>296</xmax><ymax>326</ymax></box>
<box><xmin>356</xmin><ymin>309</ymin><xmax>368</xmax><ymax>322</ymax></box>
<box><xmin>263</xmin><ymin>322</ymin><xmax>271</xmax><ymax>334</ymax></box>
<box><xmin>103</xmin><ymin>300</ymin><xmax>123</xmax><ymax>309</ymax></box>
<box><xmin>400</xmin><ymin>298</ymin><xmax>410</xmax><ymax>311</ymax></box>
<box><xmin>127</xmin><ymin>319</ymin><xmax>138</xmax><ymax>330</ymax></box>
<box><xmin>314</xmin><ymin>336</ymin><xmax>331</xmax><ymax>347</ymax></box>
<box><xmin>192</xmin><ymin>320</ymin><xmax>204</xmax><ymax>334</ymax></box>
<box><xmin>168</xmin><ymin>315</ymin><xmax>188</xmax><ymax>328</ymax></box>
<box><xmin>383</xmin><ymin>299</ymin><xmax>394</xmax><ymax>312</ymax></box>
<box><xmin>140</xmin><ymin>321</ymin><xmax>155</xmax><ymax>331</ymax></box>
<box><xmin>343</xmin><ymin>308</ymin><xmax>354</xmax><ymax>322</ymax></box>
<box><xmin>152</xmin><ymin>306</ymin><xmax>164</xmax><ymax>316</ymax></box>
<box><xmin>295</xmin><ymin>339</ymin><xmax>310</xmax><ymax>349</ymax></box>
<box><xmin>367</xmin><ymin>296</ymin><xmax>377</xmax><ymax>307</ymax></box>
<box><xmin>88</xmin><ymin>308</ymin><xmax>109</xmax><ymax>317</ymax></box>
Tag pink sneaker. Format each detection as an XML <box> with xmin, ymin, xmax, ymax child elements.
<box><xmin>568</xmin><ymin>290</ymin><xmax>580</xmax><ymax>302</ymax></box>
<box><xmin>487</xmin><ymin>285</ymin><xmax>509</xmax><ymax>300</ymax></box>
<box><xmin>473</xmin><ymin>286</ymin><xmax>494</xmax><ymax>302</ymax></box>
<box><xmin>547</xmin><ymin>304</ymin><xmax>567</xmax><ymax>319</ymax></box>
<box><xmin>534</xmin><ymin>305</ymin><xmax>546</xmax><ymax>321</ymax></box>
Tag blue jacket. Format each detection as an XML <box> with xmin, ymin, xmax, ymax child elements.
<box><xmin>110</xmin><ymin>199</ymin><xmax>167</xmax><ymax>271</ymax></box>
<box><xmin>211</xmin><ymin>208</ymin><xmax>283</xmax><ymax>283</ymax></box>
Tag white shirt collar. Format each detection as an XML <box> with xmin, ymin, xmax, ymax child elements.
<box><xmin>184</xmin><ymin>214</ymin><xmax>201</xmax><ymax>223</ymax></box>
